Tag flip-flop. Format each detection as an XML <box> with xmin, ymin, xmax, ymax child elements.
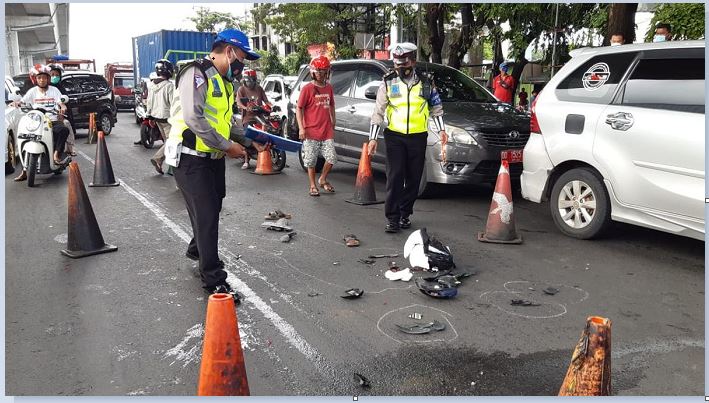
<box><xmin>319</xmin><ymin>181</ymin><xmax>335</xmax><ymax>193</ymax></box>
<box><xmin>309</xmin><ymin>186</ymin><xmax>320</xmax><ymax>197</ymax></box>
<box><xmin>343</xmin><ymin>234</ymin><xmax>360</xmax><ymax>247</ymax></box>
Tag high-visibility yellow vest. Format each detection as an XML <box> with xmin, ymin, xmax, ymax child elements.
<box><xmin>386</xmin><ymin>77</ymin><xmax>429</xmax><ymax>135</ymax></box>
<box><xmin>168</xmin><ymin>60</ymin><xmax>233</xmax><ymax>153</ymax></box>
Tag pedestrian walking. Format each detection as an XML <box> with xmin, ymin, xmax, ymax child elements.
<box><xmin>492</xmin><ymin>62</ymin><xmax>515</xmax><ymax>104</ymax></box>
<box><xmin>166</xmin><ymin>28</ymin><xmax>259</xmax><ymax>300</ymax></box>
<box><xmin>148</xmin><ymin>59</ymin><xmax>175</xmax><ymax>175</ymax></box>
<box><xmin>296</xmin><ymin>55</ymin><xmax>337</xmax><ymax>197</ymax></box>
<box><xmin>368</xmin><ymin>42</ymin><xmax>447</xmax><ymax>233</ymax></box>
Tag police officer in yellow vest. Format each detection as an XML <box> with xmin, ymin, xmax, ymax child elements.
<box><xmin>368</xmin><ymin>42</ymin><xmax>448</xmax><ymax>233</ymax></box>
<box><xmin>168</xmin><ymin>29</ymin><xmax>259</xmax><ymax>300</ymax></box>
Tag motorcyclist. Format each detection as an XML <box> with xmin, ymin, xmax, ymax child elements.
<box><xmin>13</xmin><ymin>64</ymin><xmax>70</xmax><ymax>182</ymax></box>
<box><xmin>233</xmin><ymin>69</ymin><xmax>269</xmax><ymax>169</ymax></box>
<box><xmin>48</xmin><ymin>63</ymin><xmax>77</xmax><ymax>156</ymax></box>
<box><xmin>148</xmin><ymin>59</ymin><xmax>175</xmax><ymax>174</ymax></box>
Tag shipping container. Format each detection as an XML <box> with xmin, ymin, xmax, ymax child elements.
<box><xmin>132</xmin><ymin>30</ymin><xmax>216</xmax><ymax>84</ymax></box>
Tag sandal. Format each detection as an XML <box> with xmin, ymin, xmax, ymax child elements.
<box><xmin>309</xmin><ymin>186</ymin><xmax>320</xmax><ymax>197</ymax></box>
<box><xmin>264</xmin><ymin>209</ymin><xmax>292</xmax><ymax>220</ymax></box>
<box><xmin>343</xmin><ymin>234</ymin><xmax>360</xmax><ymax>247</ymax></box>
<box><xmin>319</xmin><ymin>181</ymin><xmax>335</xmax><ymax>193</ymax></box>
<box><xmin>13</xmin><ymin>171</ymin><xmax>27</xmax><ymax>182</ymax></box>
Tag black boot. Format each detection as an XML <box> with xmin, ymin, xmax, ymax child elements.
<box><xmin>399</xmin><ymin>217</ymin><xmax>411</xmax><ymax>229</ymax></box>
<box><xmin>385</xmin><ymin>220</ymin><xmax>400</xmax><ymax>233</ymax></box>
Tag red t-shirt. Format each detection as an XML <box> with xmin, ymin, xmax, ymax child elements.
<box><xmin>297</xmin><ymin>82</ymin><xmax>334</xmax><ymax>141</ymax></box>
<box><xmin>492</xmin><ymin>74</ymin><xmax>515</xmax><ymax>103</ymax></box>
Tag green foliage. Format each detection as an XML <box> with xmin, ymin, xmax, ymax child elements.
<box><xmin>188</xmin><ymin>6</ymin><xmax>250</xmax><ymax>33</ymax></box>
<box><xmin>259</xmin><ymin>45</ymin><xmax>288</xmax><ymax>76</ymax></box>
<box><xmin>645</xmin><ymin>3</ymin><xmax>705</xmax><ymax>41</ymax></box>
<box><xmin>283</xmin><ymin>48</ymin><xmax>310</xmax><ymax>76</ymax></box>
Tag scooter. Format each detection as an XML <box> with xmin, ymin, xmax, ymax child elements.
<box><xmin>139</xmin><ymin>115</ymin><xmax>163</xmax><ymax>149</ymax></box>
<box><xmin>236</xmin><ymin>97</ymin><xmax>287</xmax><ymax>172</ymax></box>
<box><xmin>16</xmin><ymin>96</ymin><xmax>72</xmax><ymax>187</ymax></box>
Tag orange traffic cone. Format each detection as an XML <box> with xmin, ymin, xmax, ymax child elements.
<box><xmin>558</xmin><ymin>316</ymin><xmax>612</xmax><ymax>396</ymax></box>
<box><xmin>86</xmin><ymin>113</ymin><xmax>96</xmax><ymax>144</ymax></box>
<box><xmin>198</xmin><ymin>293</ymin><xmax>250</xmax><ymax>396</ymax></box>
<box><xmin>61</xmin><ymin>162</ymin><xmax>118</xmax><ymax>258</ymax></box>
<box><xmin>478</xmin><ymin>160</ymin><xmax>522</xmax><ymax>244</ymax></box>
<box><xmin>251</xmin><ymin>145</ymin><xmax>280</xmax><ymax>175</ymax></box>
<box><xmin>89</xmin><ymin>131</ymin><xmax>119</xmax><ymax>187</ymax></box>
<box><xmin>346</xmin><ymin>142</ymin><xmax>384</xmax><ymax>205</ymax></box>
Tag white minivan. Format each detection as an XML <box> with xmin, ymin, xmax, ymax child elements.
<box><xmin>521</xmin><ymin>41</ymin><xmax>704</xmax><ymax>240</ymax></box>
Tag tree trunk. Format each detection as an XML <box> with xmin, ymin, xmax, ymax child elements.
<box><xmin>605</xmin><ymin>3</ymin><xmax>638</xmax><ymax>45</ymax></box>
<box><xmin>425</xmin><ymin>4</ymin><xmax>445</xmax><ymax>64</ymax></box>
<box><xmin>447</xmin><ymin>3</ymin><xmax>473</xmax><ymax>69</ymax></box>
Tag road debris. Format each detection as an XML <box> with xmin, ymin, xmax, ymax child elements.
<box><xmin>543</xmin><ymin>287</ymin><xmax>560</xmax><ymax>295</ymax></box>
<box><xmin>261</xmin><ymin>218</ymin><xmax>293</xmax><ymax>232</ymax></box>
<box><xmin>264</xmin><ymin>209</ymin><xmax>292</xmax><ymax>220</ymax></box>
<box><xmin>384</xmin><ymin>268</ymin><xmax>412</xmax><ymax>281</ymax></box>
<box><xmin>358</xmin><ymin>258</ymin><xmax>375</xmax><ymax>265</ymax></box>
<box><xmin>511</xmin><ymin>299</ymin><xmax>541</xmax><ymax>306</ymax></box>
<box><xmin>341</xmin><ymin>288</ymin><xmax>364</xmax><ymax>299</ymax></box>
<box><xmin>404</xmin><ymin>228</ymin><xmax>455</xmax><ymax>271</ymax></box>
<box><xmin>344</xmin><ymin>234</ymin><xmax>360</xmax><ymax>247</ymax></box>
<box><xmin>408</xmin><ymin>312</ymin><xmax>422</xmax><ymax>320</ymax></box>
<box><xmin>415</xmin><ymin>278</ymin><xmax>457</xmax><ymax>298</ymax></box>
<box><xmin>395</xmin><ymin>320</ymin><xmax>446</xmax><ymax>334</ymax></box>
<box><xmin>280</xmin><ymin>232</ymin><xmax>297</xmax><ymax>243</ymax></box>
<box><xmin>368</xmin><ymin>253</ymin><xmax>399</xmax><ymax>259</ymax></box>
<box><xmin>353</xmin><ymin>372</ymin><xmax>371</xmax><ymax>388</ymax></box>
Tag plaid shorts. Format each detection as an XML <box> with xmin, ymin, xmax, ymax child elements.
<box><xmin>302</xmin><ymin>139</ymin><xmax>337</xmax><ymax>167</ymax></box>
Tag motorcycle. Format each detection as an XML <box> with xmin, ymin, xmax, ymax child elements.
<box><xmin>16</xmin><ymin>96</ymin><xmax>72</xmax><ymax>187</ymax></box>
<box><xmin>139</xmin><ymin>115</ymin><xmax>163</xmax><ymax>149</ymax></box>
<box><xmin>234</xmin><ymin>97</ymin><xmax>286</xmax><ymax>172</ymax></box>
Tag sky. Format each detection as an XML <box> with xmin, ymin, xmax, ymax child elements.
<box><xmin>69</xmin><ymin>3</ymin><xmax>250</xmax><ymax>72</ymax></box>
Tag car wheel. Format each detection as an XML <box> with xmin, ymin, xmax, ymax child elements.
<box><xmin>549</xmin><ymin>168</ymin><xmax>610</xmax><ymax>239</ymax></box>
<box><xmin>99</xmin><ymin>112</ymin><xmax>113</xmax><ymax>135</ymax></box>
<box><xmin>5</xmin><ymin>133</ymin><xmax>16</xmax><ymax>175</ymax></box>
<box><xmin>298</xmin><ymin>145</ymin><xmax>324</xmax><ymax>173</ymax></box>
<box><xmin>27</xmin><ymin>153</ymin><xmax>38</xmax><ymax>187</ymax></box>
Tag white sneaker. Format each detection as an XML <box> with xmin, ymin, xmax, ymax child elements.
<box><xmin>241</xmin><ymin>162</ymin><xmax>249</xmax><ymax>170</ymax></box>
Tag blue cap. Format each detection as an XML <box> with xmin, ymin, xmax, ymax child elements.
<box><xmin>500</xmin><ymin>62</ymin><xmax>509</xmax><ymax>72</ymax></box>
<box><xmin>214</xmin><ymin>29</ymin><xmax>260</xmax><ymax>61</ymax></box>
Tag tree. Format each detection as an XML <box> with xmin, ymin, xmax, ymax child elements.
<box><xmin>425</xmin><ymin>4</ymin><xmax>446</xmax><ymax>64</ymax></box>
<box><xmin>258</xmin><ymin>45</ymin><xmax>287</xmax><ymax>76</ymax></box>
<box><xmin>188</xmin><ymin>6</ymin><xmax>250</xmax><ymax>33</ymax></box>
<box><xmin>645</xmin><ymin>3</ymin><xmax>705</xmax><ymax>41</ymax></box>
<box><xmin>605</xmin><ymin>3</ymin><xmax>638</xmax><ymax>45</ymax></box>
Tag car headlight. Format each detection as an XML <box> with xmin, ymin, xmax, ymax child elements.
<box><xmin>445</xmin><ymin>126</ymin><xmax>479</xmax><ymax>147</ymax></box>
<box><xmin>24</xmin><ymin>113</ymin><xmax>43</xmax><ymax>132</ymax></box>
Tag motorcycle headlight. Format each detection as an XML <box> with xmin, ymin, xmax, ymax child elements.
<box><xmin>24</xmin><ymin>113</ymin><xmax>43</xmax><ymax>132</ymax></box>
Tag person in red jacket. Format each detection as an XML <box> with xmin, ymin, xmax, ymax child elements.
<box><xmin>492</xmin><ymin>62</ymin><xmax>515</xmax><ymax>104</ymax></box>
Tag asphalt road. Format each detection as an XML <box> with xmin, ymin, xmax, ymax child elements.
<box><xmin>5</xmin><ymin>112</ymin><xmax>705</xmax><ymax>396</ymax></box>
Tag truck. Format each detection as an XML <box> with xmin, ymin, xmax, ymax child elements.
<box><xmin>105</xmin><ymin>62</ymin><xmax>135</xmax><ymax>110</ymax></box>
<box><xmin>132</xmin><ymin>30</ymin><xmax>216</xmax><ymax>85</ymax></box>
<box><xmin>46</xmin><ymin>55</ymin><xmax>96</xmax><ymax>72</ymax></box>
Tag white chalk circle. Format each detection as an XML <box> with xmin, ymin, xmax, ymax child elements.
<box><xmin>376</xmin><ymin>304</ymin><xmax>458</xmax><ymax>344</ymax></box>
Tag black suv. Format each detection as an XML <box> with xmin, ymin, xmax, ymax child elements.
<box><xmin>287</xmin><ymin>60</ymin><xmax>530</xmax><ymax>195</ymax></box>
<box><xmin>13</xmin><ymin>71</ymin><xmax>118</xmax><ymax>134</ymax></box>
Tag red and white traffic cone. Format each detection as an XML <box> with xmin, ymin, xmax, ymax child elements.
<box><xmin>477</xmin><ymin>160</ymin><xmax>522</xmax><ymax>244</ymax></box>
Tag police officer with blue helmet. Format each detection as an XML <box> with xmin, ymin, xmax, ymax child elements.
<box><xmin>368</xmin><ymin>42</ymin><xmax>448</xmax><ymax>233</ymax></box>
<box><xmin>167</xmin><ymin>28</ymin><xmax>260</xmax><ymax>301</ymax></box>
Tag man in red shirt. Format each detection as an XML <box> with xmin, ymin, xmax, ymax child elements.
<box><xmin>296</xmin><ymin>55</ymin><xmax>337</xmax><ymax>196</ymax></box>
<box><xmin>492</xmin><ymin>62</ymin><xmax>515</xmax><ymax>104</ymax></box>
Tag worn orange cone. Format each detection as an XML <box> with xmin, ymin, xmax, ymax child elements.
<box><xmin>61</xmin><ymin>162</ymin><xmax>118</xmax><ymax>258</ymax></box>
<box><xmin>559</xmin><ymin>316</ymin><xmax>612</xmax><ymax>396</ymax></box>
<box><xmin>346</xmin><ymin>142</ymin><xmax>384</xmax><ymax>205</ymax></box>
<box><xmin>251</xmin><ymin>144</ymin><xmax>280</xmax><ymax>175</ymax></box>
<box><xmin>89</xmin><ymin>131</ymin><xmax>119</xmax><ymax>187</ymax></box>
<box><xmin>478</xmin><ymin>160</ymin><xmax>522</xmax><ymax>244</ymax></box>
<box><xmin>198</xmin><ymin>293</ymin><xmax>250</xmax><ymax>396</ymax></box>
<box><xmin>86</xmin><ymin>113</ymin><xmax>96</xmax><ymax>144</ymax></box>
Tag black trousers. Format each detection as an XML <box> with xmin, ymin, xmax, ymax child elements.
<box><xmin>52</xmin><ymin>123</ymin><xmax>69</xmax><ymax>156</ymax></box>
<box><xmin>174</xmin><ymin>154</ymin><xmax>228</xmax><ymax>289</ymax></box>
<box><xmin>383</xmin><ymin>129</ymin><xmax>428</xmax><ymax>222</ymax></box>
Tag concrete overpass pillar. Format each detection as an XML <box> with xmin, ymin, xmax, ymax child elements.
<box><xmin>5</xmin><ymin>28</ymin><xmax>21</xmax><ymax>77</ymax></box>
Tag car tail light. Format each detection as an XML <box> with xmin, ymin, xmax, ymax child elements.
<box><xmin>530</xmin><ymin>93</ymin><xmax>541</xmax><ymax>134</ymax></box>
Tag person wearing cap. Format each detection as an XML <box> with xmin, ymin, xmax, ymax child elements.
<box><xmin>369</xmin><ymin>42</ymin><xmax>447</xmax><ymax>233</ymax></box>
<box><xmin>492</xmin><ymin>62</ymin><xmax>515</xmax><ymax>104</ymax></box>
<box><xmin>148</xmin><ymin>59</ymin><xmax>175</xmax><ymax>175</ymax></box>
<box><xmin>167</xmin><ymin>28</ymin><xmax>259</xmax><ymax>301</ymax></box>
<box><xmin>48</xmin><ymin>63</ymin><xmax>77</xmax><ymax>157</ymax></box>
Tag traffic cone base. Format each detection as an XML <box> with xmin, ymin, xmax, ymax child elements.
<box><xmin>558</xmin><ymin>316</ymin><xmax>612</xmax><ymax>396</ymax></box>
<box><xmin>89</xmin><ymin>131</ymin><xmax>120</xmax><ymax>187</ymax></box>
<box><xmin>346</xmin><ymin>142</ymin><xmax>383</xmax><ymax>205</ymax></box>
<box><xmin>250</xmin><ymin>147</ymin><xmax>280</xmax><ymax>175</ymax></box>
<box><xmin>478</xmin><ymin>160</ymin><xmax>522</xmax><ymax>244</ymax></box>
<box><xmin>62</xmin><ymin>162</ymin><xmax>118</xmax><ymax>259</ymax></box>
<box><xmin>198</xmin><ymin>293</ymin><xmax>250</xmax><ymax>396</ymax></box>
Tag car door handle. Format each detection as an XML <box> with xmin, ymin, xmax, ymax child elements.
<box><xmin>605</xmin><ymin>112</ymin><xmax>634</xmax><ymax>131</ymax></box>
<box><xmin>347</xmin><ymin>106</ymin><xmax>356</xmax><ymax>113</ymax></box>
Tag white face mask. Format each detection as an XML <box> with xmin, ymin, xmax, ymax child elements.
<box><xmin>653</xmin><ymin>34</ymin><xmax>667</xmax><ymax>43</ymax></box>
<box><xmin>610</xmin><ymin>42</ymin><xmax>621</xmax><ymax>47</ymax></box>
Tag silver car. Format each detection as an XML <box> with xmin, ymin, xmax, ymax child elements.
<box><xmin>521</xmin><ymin>41</ymin><xmax>705</xmax><ymax>240</ymax></box>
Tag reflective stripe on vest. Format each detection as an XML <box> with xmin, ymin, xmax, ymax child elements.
<box><xmin>386</xmin><ymin>78</ymin><xmax>429</xmax><ymax>135</ymax></box>
<box><xmin>168</xmin><ymin>65</ymin><xmax>233</xmax><ymax>153</ymax></box>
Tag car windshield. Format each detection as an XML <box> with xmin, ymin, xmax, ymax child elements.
<box><xmin>114</xmin><ymin>77</ymin><xmax>134</xmax><ymax>88</ymax></box>
<box><xmin>420</xmin><ymin>65</ymin><xmax>496</xmax><ymax>103</ymax></box>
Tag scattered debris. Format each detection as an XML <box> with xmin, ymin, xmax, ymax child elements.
<box><xmin>415</xmin><ymin>278</ymin><xmax>457</xmax><ymax>299</ymax></box>
<box><xmin>343</xmin><ymin>234</ymin><xmax>360</xmax><ymax>247</ymax></box>
<box><xmin>395</xmin><ymin>320</ymin><xmax>446</xmax><ymax>334</ymax></box>
<box><xmin>543</xmin><ymin>287</ymin><xmax>559</xmax><ymax>295</ymax></box>
<box><xmin>368</xmin><ymin>253</ymin><xmax>399</xmax><ymax>259</ymax></box>
<box><xmin>307</xmin><ymin>292</ymin><xmax>321</xmax><ymax>297</ymax></box>
<box><xmin>408</xmin><ymin>312</ymin><xmax>422</xmax><ymax>320</ymax></box>
<box><xmin>436</xmin><ymin>275</ymin><xmax>461</xmax><ymax>288</ymax></box>
<box><xmin>353</xmin><ymin>372</ymin><xmax>371</xmax><ymax>388</ymax></box>
<box><xmin>388</xmin><ymin>261</ymin><xmax>399</xmax><ymax>271</ymax></box>
<box><xmin>261</xmin><ymin>218</ymin><xmax>293</xmax><ymax>232</ymax></box>
<box><xmin>264</xmin><ymin>209</ymin><xmax>292</xmax><ymax>220</ymax></box>
<box><xmin>404</xmin><ymin>228</ymin><xmax>455</xmax><ymax>271</ymax></box>
<box><xmin>510</xmin><ymin>299</ymin><xmax>541</xmax><ymax>306</ymax></box>
<box><xmin>341</xmin><ymin>288</ymin><xmax>364</xmax><ymax>299</ymax></box>
<box><xmin>280</xmin><ymin>232</ymin><xmax>297</xmax><ymax>243</ymax></box>
<box><xmin>333</xmin><ymin>261</ymin><xmax>340</xmax><ymax>266</ymax></box>
<box><xmin>384</xmin><ymin>268</ymin><xmax>412</xmax><ymax>282</ymax></box>
<box><xmin>358</xmin><ymin>258</ymin><xmax>375</xmax><ymax>265</ymax></box>
<box><xmin>423</xmin><ymin>270</ymin><xmax>451</xmax><ymax>281</ymax></box>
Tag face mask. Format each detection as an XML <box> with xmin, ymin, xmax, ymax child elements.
<box><xmin>397</xmin><ymin>65</ymin><xmax>413</xmax><ymax>80</ymax></box>
<box><xmin>610</xmin><ymin>42</ymin><xmax>621</xmax><ymax>47</ymax></box>
<box><xmin>50</xmin><ymin>76</ymin><xmax>60</xmax><ymax>85</ymax></box>
<box><xmin>653</xmin><ymin>34</ymin><xmax>666</xmax><ymax>43</ymax></box>
<box><xmin>226</xmin><ymin>48</ymin><xmax>244</xmax><ymax>80</ymax></box>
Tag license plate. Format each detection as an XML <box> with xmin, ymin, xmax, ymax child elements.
<box><xmin>501</xmin><ymin>149</ymin><xmax>523</xmax><ymax>163</ymax></box>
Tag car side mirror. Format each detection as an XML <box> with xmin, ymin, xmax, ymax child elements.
<box><xmin>364</xmin><ymin>86</ymin><xmax>378</xmax><ymax>100</ymax></box>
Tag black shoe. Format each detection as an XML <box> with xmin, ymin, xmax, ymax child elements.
<box><xmin>399</xmin><ymin>217</ymin><xmax>411</xmax><ymax>229</ymax></box>
<box><xmin>185</xmin><ymin>251</ymin><xmax>199</xmax><ymax>261</ymax></box>
<box><xmin>133</xmin><ymin>140</ymin><xmax>142</xmax><ymax>145</ymax></box>
<box><xmin>205</xmin><ymin>283</ymin><xmax>242</xmax><ymax>304</ymax></box>
<box><xmin>385</xmin><ymin>221</ymin><xmax>400</xmax><ymax>233</ymax></box>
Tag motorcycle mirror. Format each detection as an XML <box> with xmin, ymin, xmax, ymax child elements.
<box><xmin>9</xmin><ymin>93</ymin><xmax>22</xmax><ymax>103</ymax></box>
<box><xmin>59</xmin><ymin>95</ymin><xmax>69</xmax><ymax>104</ymax></box>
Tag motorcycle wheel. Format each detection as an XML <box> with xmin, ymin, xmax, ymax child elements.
<box><xmin>27</xmin><ymin>153</ymin><xmax>38</xmax><ymax>188</ymax></box>
<box><xmin>140</xmin><ymin>125</ymin><xmax>154</xmax><ymax>149</ymax></box>
<box><xmin>272</xmin><ymin>149</ymin><xmax>286</xmax><ymax>172</ymax></box>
